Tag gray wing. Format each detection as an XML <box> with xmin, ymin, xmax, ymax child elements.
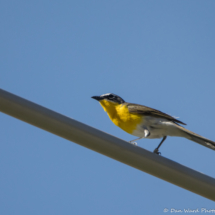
<box><xmin>126</xmin><ymin>103</ymin><xmax>186</xmax><ymax>125</ymax></box>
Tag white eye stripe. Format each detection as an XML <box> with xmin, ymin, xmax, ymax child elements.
<box><xmin>99</xmin><ymin>93</ymin><xmax>125</xmax><ymax>104</ymax></box>
<box><xmin>101</xmin><ymin>93</ymin><xmax>111</xmax><ymax>97</ymax></box>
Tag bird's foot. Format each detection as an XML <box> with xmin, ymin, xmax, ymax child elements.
<box><xmin>153</xmin><ymin>148</ymin><xmax>161</xmax><ymax>155</ymax></box>
<box><xmin>129</xmin><ymin>141</ymin><xmax>138</xmax><ymax>146</ymax></box>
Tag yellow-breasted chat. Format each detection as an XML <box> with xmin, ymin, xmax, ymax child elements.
<box><xmin>92</xmin><ymin>93</ymin><xmax>215</xmax><ymax>154</ymax></box>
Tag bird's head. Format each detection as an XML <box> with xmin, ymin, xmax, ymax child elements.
<box><xmin>91</xmin><ymin>93</ymin><xmax>125</xmax><ymax>105</ymax></box>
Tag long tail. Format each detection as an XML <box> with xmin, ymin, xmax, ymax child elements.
<box><xmin>177</xmin><ymin>125</ymin><xmax>215</xmax><ymax>150</ymax></box>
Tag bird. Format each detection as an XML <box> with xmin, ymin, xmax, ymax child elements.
<box><xmin>92</xmin><ymin>93</ymin><xmax>215</xmax><ymax>154</ymax></box>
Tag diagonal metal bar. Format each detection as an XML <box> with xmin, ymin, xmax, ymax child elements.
<box><xmin>0</xmin><ymin>88</ymin><xmax>215</xmax><ymax>201</ymax></box>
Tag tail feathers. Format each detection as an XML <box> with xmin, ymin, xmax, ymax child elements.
<box><xmin>178</xmin><ymin>126</ymin><xmax>215</xmax><ymax>150</ymax></box>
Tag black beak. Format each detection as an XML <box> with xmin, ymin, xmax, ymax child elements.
<box><xmin>91</xmin><ymin>96</ymin><xmax>103</xmax><ymax>101</ymax></box>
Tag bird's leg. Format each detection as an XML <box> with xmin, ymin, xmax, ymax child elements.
<box><xmin>129</xmin><ymin>137</ymin><xmax>144</xmax><ymax>146</ymax></box>
<box><xmin>153</xmin><ymin>136</ymin><xmax>167</xmax><ymax>155</ymax></box>
<box><xmin>129</xmin><ymin>129</ymin><xmax>150</xmax><ymax>146</ymax></box>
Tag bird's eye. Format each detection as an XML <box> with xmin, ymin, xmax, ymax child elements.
<box><xmin>108</xmin><ymin>95</ymin><xmax>114</xmax><ymax>99</ymax></box>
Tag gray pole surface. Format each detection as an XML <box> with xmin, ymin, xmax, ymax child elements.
<box><xmin>0</xmin><ymin>88</ymin><xmax>215</xmax><ymax>201</ymax></box>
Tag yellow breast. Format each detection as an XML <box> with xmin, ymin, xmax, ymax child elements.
<box><xmin>99</xmin><ymin>100</ymin><xmax>143</xmax><ymax>134</ymax></box>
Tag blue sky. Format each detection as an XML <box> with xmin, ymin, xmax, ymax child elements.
<box><xmin>1</xmin><ymin>1</ymin><xmax>215</xmax><ymax>214</ymax></box>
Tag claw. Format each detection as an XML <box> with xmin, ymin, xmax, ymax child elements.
<box><xmin>153</xmin><ymin>148</ymin><xmax>161</xmax><ymax>155</ymax></box>
<box><xmin>129</xmin><ymin>141</ymin><xmax>137</xmax><ymax>146</ymax></box>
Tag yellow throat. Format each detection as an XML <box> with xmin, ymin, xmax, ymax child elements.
<box><xmin>99</xmin><ymin>100</ymin><xmax>143</xmax><ymax>134</ymax></box>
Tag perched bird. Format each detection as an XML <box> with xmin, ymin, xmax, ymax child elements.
<box><xmin>92</xmin><ymin>93</ymin><xmax>215</xmax><ymax>154</ymax></box>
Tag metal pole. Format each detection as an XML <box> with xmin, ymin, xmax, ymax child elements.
<box><xmin>0</xmin><ymin>88</ymin><xmax>215</xmax><ymax>201</ymax></box>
